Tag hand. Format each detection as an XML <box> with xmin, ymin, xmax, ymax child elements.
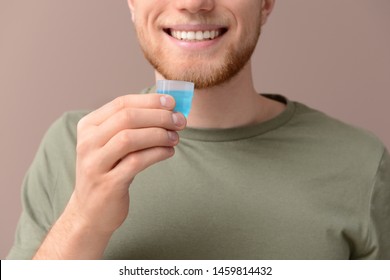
<box><xmin>68</xmin><ymin>93</ymin><xmax>186</xmax><ymax>234</ymax></box>
<box><xmin>34</xmin><ymin>93</ymin><xmax>185</xmax><ymax>259</ymax></box>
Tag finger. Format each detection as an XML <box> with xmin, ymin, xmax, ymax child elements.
<box><xmin>96</xmin><ymin>108</ymin><xmax>186</xmax><ymax>146</ymax></box>
<box><xmin>108</xmin><ymin>146</ymin><xmax>175</xmax><ymax>186</ymax></box>
<box><xmin>98</xmin><ymin>128</ymin><xmax>179</xmax><ymax>171</ymax></box>
<box><xmin>82</xmin><ymin>94</ymin><xmax>175</xmax><ymax>126</ymax></box>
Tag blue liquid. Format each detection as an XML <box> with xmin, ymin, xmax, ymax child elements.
<box><xmin>157</xmin><ymin>90</ymin><xmax>194</xmax><ymax>118</ymax></box>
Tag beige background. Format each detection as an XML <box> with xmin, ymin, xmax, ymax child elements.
<box><xmin>1</xmin><ymin>0</ymin><xmax>389</xmax><ymax>259</ymax></box>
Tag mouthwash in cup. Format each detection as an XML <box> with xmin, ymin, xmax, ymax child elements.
<box><xmin>156</xmin><ymin>80</ymin><xmax>194</xmax><ymax>118</ymax></box>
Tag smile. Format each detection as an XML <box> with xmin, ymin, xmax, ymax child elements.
<box><xmin>164</xmin><ymin>28</ymin><xmax>227</xmax><ymax>42</ymax></box>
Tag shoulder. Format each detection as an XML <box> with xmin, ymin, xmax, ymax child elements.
<box><xmin>291</xmin><ymin>102</ymin><xmax>385</xmax><ymax>153</ymax></box>
<box><xmin>50</xmin><ymin>110</ymin><xmax>90</xmax><ymax>133</ymax></box>
<box><xmin>43</xmin><ymin>111</ymin><xmax>89</xmax><ymax>143</ymax></box>
<box><xmin>37</xmin><ymin>111</ymin><xmax>90</xmax><ymax>163</ymax></box>
<box><xmin>286</xmin><ymin>101</ymin><xmax>386</xmax><ymax>179</ymax></box>
<box><xmin>29</xmin><ymin>110</ymin><xmax>90</xmax><ymax>171</ymax></box>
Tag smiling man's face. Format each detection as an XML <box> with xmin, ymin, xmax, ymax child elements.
<box><xmin>128</xmin><ymin>0</ymin><xmax>274</xmax><ymax>89</ymax></box>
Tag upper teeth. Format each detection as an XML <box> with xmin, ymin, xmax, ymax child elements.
<box><xmin>171</xmin><ymin>30</ymin><xmax>221</xmax><ymax>41</ymax></box>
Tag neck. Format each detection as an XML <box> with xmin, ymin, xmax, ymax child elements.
<box><xmin>155</xmin><ymin>61</ymin><xmax>285</xmax><ymax>129</ymax></box>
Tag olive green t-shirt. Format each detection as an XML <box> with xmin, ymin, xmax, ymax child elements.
<box><xmin>7</xmin><ymin>95</ymin><xmax>390</xmax><ymax>259</ymax></box>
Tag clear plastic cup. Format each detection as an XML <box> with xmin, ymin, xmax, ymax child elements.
<box><xmin>156</xmin><ymin>80</ymin><xmax>194</xmax><ymax>118</ymax></box>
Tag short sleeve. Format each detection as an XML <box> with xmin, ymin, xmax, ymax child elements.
<box><xmin>6</xmin><ymin>114</ymin><xmax>77</xmax><ymax>259</ymax></box>
<box><xmin>364</xmin><ymin>148</ymin><xmax>390</xmax><ymax>259</ymax></box>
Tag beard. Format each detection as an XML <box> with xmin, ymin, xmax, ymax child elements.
<box><xmin>133</xmin><ymin>15</ymin><xmax>262</xmax><ymax>89</ymax></box>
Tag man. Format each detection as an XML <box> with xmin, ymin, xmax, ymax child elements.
<box><xmin>7</xmin><ymin>0</ymin><xmax>390</xmax><ymax>259</ymax></box>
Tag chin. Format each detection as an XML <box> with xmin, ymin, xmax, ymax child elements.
<box><xmin>157</xmin><ymin>63</ymin><xmax>227</xmax><ymax>89</ymax></box>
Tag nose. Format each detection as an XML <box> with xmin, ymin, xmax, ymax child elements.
<box><xmin>174</xmin><ymin>0</ymin><xmax>215</xmax><ymax>14</ymax></box>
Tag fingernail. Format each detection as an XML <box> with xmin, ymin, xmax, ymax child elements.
<box><xmin>167</xmin><ymin>131</ymin><xmax>178</xmax><ymax>142</ymax></box>
<box><xmin>160</xmin><ymin>95</ymin><xmax>173</xmax><ymax>108</ymax></box>
<box><xmin>172</xmin><ymin>113</ymin><xmax>185</xmax><ymax>127</ymax></box>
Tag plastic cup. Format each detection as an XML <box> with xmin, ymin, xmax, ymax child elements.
<box><xmin>156</xmin><ymin>80</ymin><xmax>194</xmax><ymax>118</ymax></box>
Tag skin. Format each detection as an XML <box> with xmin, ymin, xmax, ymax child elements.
<box><xmin>33</xmin><ymin>0</ymin><xmax>282</xmax><ymax>259</ymax></box>
<box><xmin>132</xmin><ymin>0</ymin><xmax>264</xmax><ymax>89</ymax></box>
